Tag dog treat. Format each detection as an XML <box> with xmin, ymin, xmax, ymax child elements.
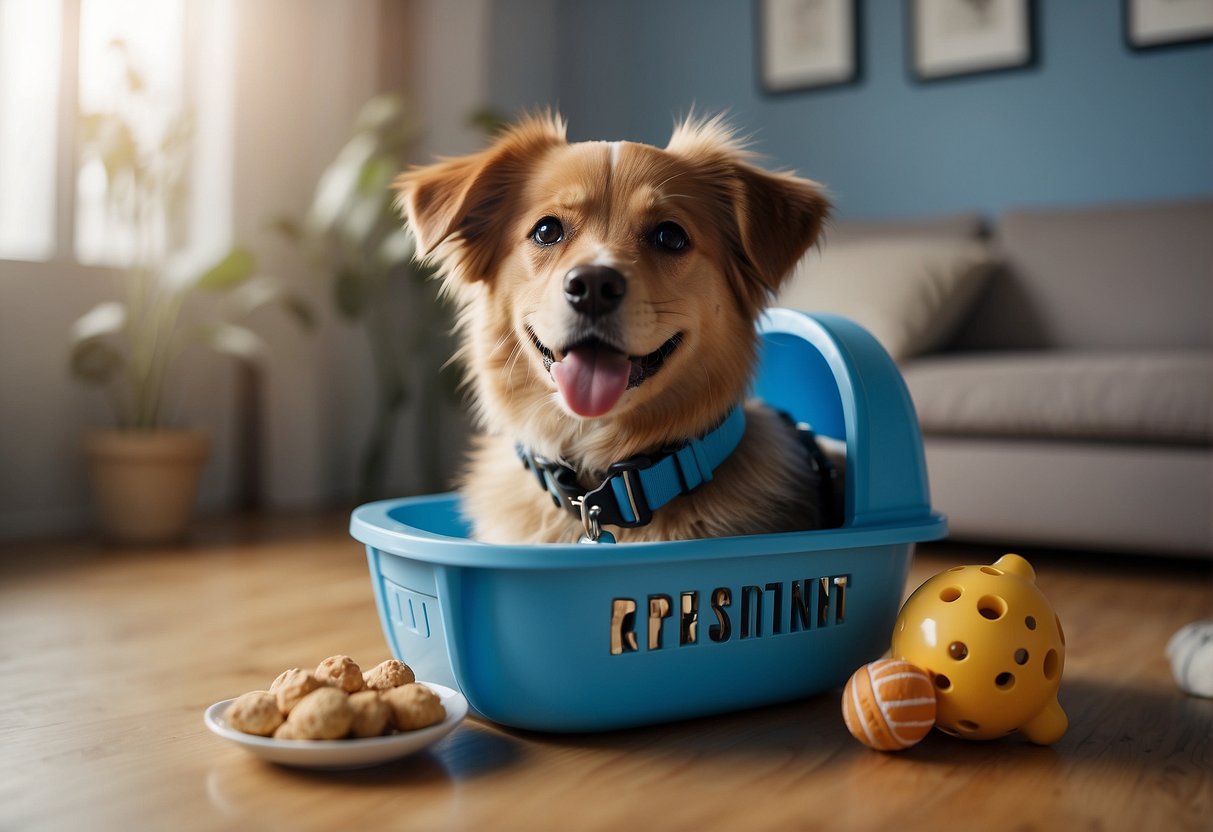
<box><xmin>271</xmin><ymin>668</ymin><xmax>323</xmax><ymax>715</ymax></box>
<box><xmin>225</xmin><ymin>691</ymin><xmax>284</xmax><ymax>737</ymax></box>
<box><xmin>269</xmin><ymin>668</ymin><xmax>292</xmax><ymax>692</ymax></box>
<box><xmin>382</xmin><ymin>683</ymin><xmax>446</xmax><ymax>731</ymax></box>
<box><xmin>362</xmin><ymin>658</ymin><xmax>416</xmax><ymax>691</ymax></box>
<box><xmin>272</xmin><ymin>720</ymin><xmax>302</xmax><ymax>740</ymax></box>
<box><xmin>281</xmin><ymin>686</ymin><xmax>354</xmax><ymax>740</ymax></box>
<box><xmin>316</xmin><ymin>655</ymin><xmax>365</xmax><ymax>693</ymax></box>
<box><xmin>224</xmin><ymin>657</ymin><xmax>435</xmax><ymax>741</ymax></box>
<box><xmin>348</xmin><ymin>690</ymin><xmax>393</xmax><ymax>738</ymax></box>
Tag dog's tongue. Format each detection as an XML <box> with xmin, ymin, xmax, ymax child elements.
<box><xmin>551</xmin><ymin>345</ymin><xmax>632</xmax><ymax>418</ymax></box>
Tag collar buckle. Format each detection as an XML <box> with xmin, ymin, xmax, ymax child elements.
<box><xmin>592</xmin><ymin>455</ymin><xmax>653</xmax><ymax>528</ymax></box>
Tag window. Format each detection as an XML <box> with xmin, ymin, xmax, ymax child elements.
<box><xmin>0</xmin><ymin>0</ymin><xmax>62</xmax><ymax>261</ymax></box>
<box><xmin>75</xmin><ymin>0</ymin><xmax>187</xmax><ymax>267</ymax></box>
<box><xmin>0</xmin><ymin>0</ymin><xmax>232</xmax><ymax>270</ymax></box>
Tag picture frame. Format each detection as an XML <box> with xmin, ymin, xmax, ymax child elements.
<box><xmin>1124</xmin><ymin>0</ymin><xmax>1213</xmax><ymax>50</ymax></box>
<box><xmin>758</xmin><ymin>0</ymin><xmax>861</xmax><ymax>94</ymax></box>
<box><xmin>908</xmin><ymin>0</ymin><xmax>1037</xmax><ymax>82</ymax></box>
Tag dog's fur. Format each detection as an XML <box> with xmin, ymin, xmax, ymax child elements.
<box><xmin>395</xmin><ymin>113</ymin><xmax>832</xmax><ymax>544</ymax></box>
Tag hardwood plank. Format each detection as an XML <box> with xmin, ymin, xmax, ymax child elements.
<box><xmin>1</xmin><ymin>518</ymin><xmax>1209</xmax><ymax>831</ymax></box>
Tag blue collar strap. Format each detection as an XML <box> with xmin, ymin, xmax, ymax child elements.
<box><xmin>517</xmin><ymin>405</ymin><xmax>747</xmax><ymax>536</ymax></box>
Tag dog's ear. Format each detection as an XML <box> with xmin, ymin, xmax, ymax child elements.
<box><xmin>666</xmin><ymin>116</ymin><xmax>830</xmax><ymax>314</ymax></box>
<box><xmin>395</xmin><ymin>153</ymin><xmax>487</xmax><ymax>258</ymax></box>
<box><xmin>394</xmin><ymin>113</ymin><xmax>567</xmax><ymax>281</ymax></box>
<box><xmin>731</xmin><ymin>164</ymin><xmax>831</xmax><ymax>301</ymax></box>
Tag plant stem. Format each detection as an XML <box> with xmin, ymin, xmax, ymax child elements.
<box><xmin>359</xmin><ymin>278</ymin><xmax>408</xmax><ymax>499</ymax></box>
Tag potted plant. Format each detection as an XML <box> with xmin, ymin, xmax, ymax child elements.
<box><xmin>69</xmin><ymin>42</ymin><xmax>312</xmax><ymax>543</ymax></box>
<box><xmin>278</xmin><ymin>99</ymin><xmax>513</xmax><ymax>500</ymax></box>
<box><xmin>278</xmin><ymin>94</ymin><xmax>448</xmax><ymax>500</ymax></box>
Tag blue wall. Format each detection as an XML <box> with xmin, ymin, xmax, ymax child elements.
<box><xmin>491</xmin><ymin>0</ymin><xmax>1212</xmax><ymax>221</ymax></box>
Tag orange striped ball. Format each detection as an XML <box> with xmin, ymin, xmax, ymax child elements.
<box><xmin>842</xmin><ymin>659</ymin><xmax>937</xmax><ymax>751</ymax></box>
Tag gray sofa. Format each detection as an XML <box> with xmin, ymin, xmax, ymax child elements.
<box><xmin>784</xmin><ymin>199</ymin><xmax>1212</xmax><ymax>558</ymax></box>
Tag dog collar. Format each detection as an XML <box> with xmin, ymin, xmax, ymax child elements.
<box><xmin>517</xmin><ymin>405</ymin><xmax>747</xmax><ymax>541</ymax></box>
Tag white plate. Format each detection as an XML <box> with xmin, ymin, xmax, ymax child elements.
<box><xmin>204</xmin><ymin>682</ymin><xmax>468</xmax><ymax>769</ymax></box>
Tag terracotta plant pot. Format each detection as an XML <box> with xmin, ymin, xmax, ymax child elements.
<box><xmin>84</xmin><ymin>429</ymin><xmax>211</xmax><ymax>544</ymax></box>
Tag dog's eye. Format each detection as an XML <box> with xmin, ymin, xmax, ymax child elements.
<box><xmin>531</xmin><ymin>217</ymin><xmax>565</xmax><ymax>246</ymax></box>
<box><xmin>651</xmin><ymin>222</ymin><xmax>689</xmax><ymax>252</ymax></box>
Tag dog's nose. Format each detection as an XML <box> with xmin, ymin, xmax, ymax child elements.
<box><xmin>563</xmin><ymin>264</ymin><xmax>627</xmax><ymax>318</ymax></box>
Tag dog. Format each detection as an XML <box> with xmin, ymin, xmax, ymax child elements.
<box><xmin>395</xmin><ymin>113</ymin><xmax>839</xmax><ymax>544</ymax></box>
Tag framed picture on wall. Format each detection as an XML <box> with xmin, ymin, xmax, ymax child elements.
<box><xmin>1125</xmin><ymin>0</ymin><xmax>1213</xmax><ymax>50</ymax></box>
<box><xmin>909</xmin><ymin>0</ymin><xmax>1037</xmax><ymax>82</ymax></box>
<box><xmin>758</xmin><ymin>0</ymin><xmax>861</xmax><ymax>93</ymax></box>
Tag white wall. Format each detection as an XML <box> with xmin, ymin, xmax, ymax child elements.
<box><xmin>412</xmin><ymin>0</ymin><xmax>491</xmax><ymax>158</ymax></box>
<box><xmin>371</xmin><ymin>0</ymin><xmax>490</xmax><ymax>498</ymax></box>
<box><xmin>246</xmin><ymin>0</ymin><xmax>497</xmax><ymax>509</ymax></box>
<box><xmin>228</xmin><ymin>0</ymin><xmax>382</xmax><ymax>510</ymax></box>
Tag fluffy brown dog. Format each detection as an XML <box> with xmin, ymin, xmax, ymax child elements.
<box><xmin>395</xmin><ymin>113</ymin><xmax>834</xmax><ymax>544</ymax></box>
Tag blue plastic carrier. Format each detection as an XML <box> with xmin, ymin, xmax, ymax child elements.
<box><xmin>351</xmin><ymin>310</ymin><xmax>947</xmax><ymax>732</ymax></box>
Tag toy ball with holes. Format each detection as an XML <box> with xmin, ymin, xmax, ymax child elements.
<box><xmin>890</xmin><ymin>553</ymin><xmax>1067</xmax><ymax>744</ymax></box>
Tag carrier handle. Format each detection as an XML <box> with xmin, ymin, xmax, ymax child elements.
<box><xmin>754</xmin><ymin>309</ymin><xmax>932</xmax><ymax>529</ymax></box>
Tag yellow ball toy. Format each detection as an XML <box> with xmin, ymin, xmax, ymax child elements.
<box><xmin>891</xmin><ymin>553</ymin><xmax>1067</xmax><ymax>744</ymax></box>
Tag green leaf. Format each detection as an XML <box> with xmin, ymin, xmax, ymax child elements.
<box><xmin>70</xmin><ymin>301</ymin><xmax>126</xmax><ymax>342</ymax></box>
<box><xmin>356</xmin><ymin>154</ymin><xmax>396</xmax><ymax>196</ymax></box>
<box><xmin>376</xmin><ymin>227</ymin><xmax>417</xmax><ymax>267</ymax></box>
<box><xmin>280</xmin><ymin>293</ymin><xmax>317</xmax><ymax>330</ymax></box>
<box><xmin>159</xmin><ymin>115</ymin><xmax>192</xmax><ymax>157</ymax></box>
<box><xmin>70</xmin><ymin>339</ymin><xmax>125</xmax><ymax>384</ymax></box>
<box><xmin>193</xmin><ymin>247</ymin><xmax>257</xmax><ymax>292</ymax></box>
<box><xmin>354</xmin><ymin>95</ymin><xmax>406</xmax><ymax>134</ymax></box>
<box><xmin>203</xmin><ymin>324</ymin><xmax>269</xmax><ymax>364</ymax></box>
<box><xmin>79</xmin><ymin>113</ymin><xmax>139</xmax><ymax>183</ymax></box>
<box><xmin>468</xmin><ymin>107</ymin><xmax>512</xmax><ymax>137</ymax></box>
<box><xmin>305</xmin><ymin>134</ymin><xmax>378</xmax><ymax>236</ymax></box>
<box><xmin>229</xmin><ymin>276</ymin><xmax>317</xmax><ymax>330</ymax></box>
<box><xmin>334</xmin><ymin>269</ymin><xmax>367</xmax><ymax>320</ymax></box>
<box><xmin>125</xmin><ymin>64</ymin><xmax>145</xmax><ymax>93</ymax></box>
<box><xmin>78</xmin><ymin>112</ymin><xmax>108</xmax><ymax>145</ymax></box>
<box><xmin>68</xmin><ymin>302</ymin><xmax>128</xmax><ymax>384</ymax></box>
<box><xmin>336</xmin><ymin>187</ymin><xmax>389</xmax><ymax>246</ymax></box>
<box><xmin>269</xmin><ymin>216</ymin><xmax>304</xmax><ymax>242</ymax></box>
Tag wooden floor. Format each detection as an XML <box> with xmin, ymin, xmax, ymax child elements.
<box><xmin>1</xmin><ymin>513</ymin><xmax>1209</xmax><ymax>831</ymax></box>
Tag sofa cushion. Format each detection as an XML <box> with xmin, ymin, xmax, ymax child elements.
<box><xmin>780</xmin><ymin>237</ymin><xmax>995</xmax><ymax>361</ymax></box>
<box><xmin>951</xmin><ymin>199</ymin><xmax>1213</xmax><ymax>351</ymax></box>
<box><xmin>903</xmin><ymin>351</ymin><xmax>1213</xmax><ymax>445</ymax></box>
